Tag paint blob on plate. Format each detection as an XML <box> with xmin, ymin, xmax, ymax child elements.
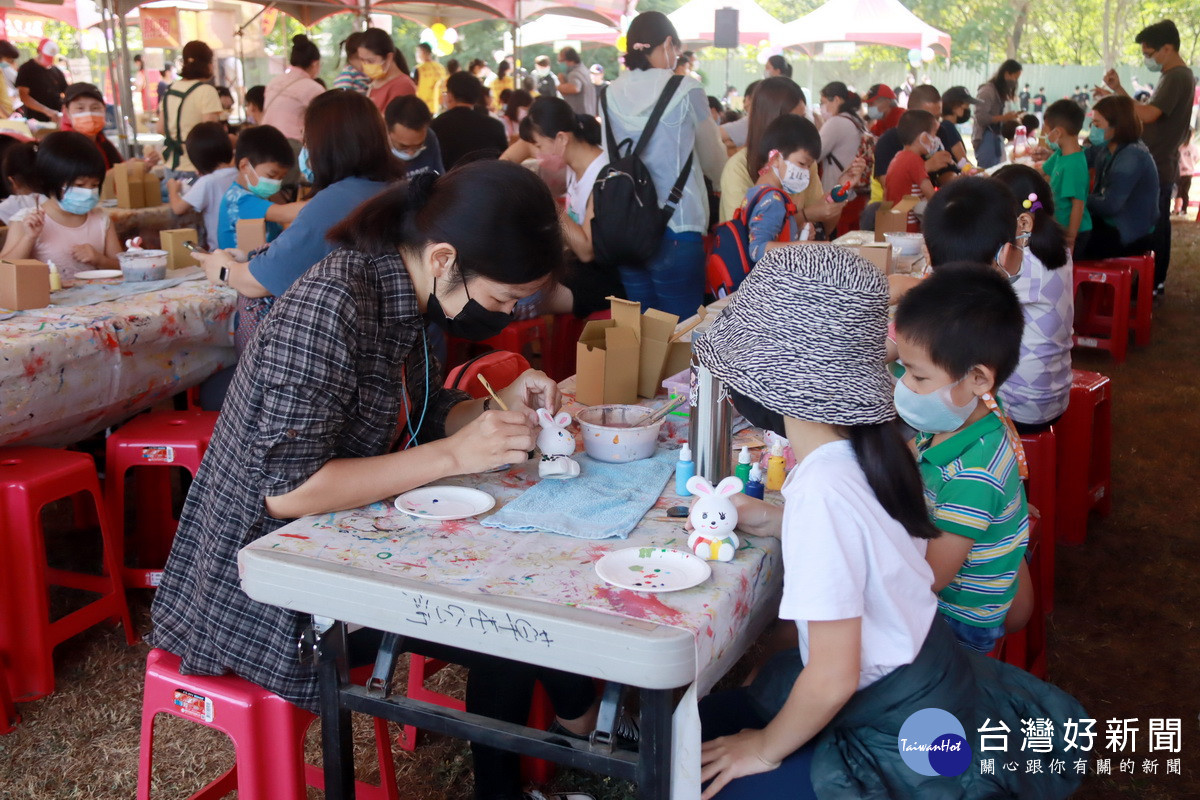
<box><xmin>595</xmin><ymin>547</ymin><xmax>711</xmax><ymax>592</ymax></box>
<box><xmin>394</xmin><ymin>486</ymin><xmax>495</xmax><ymax>521</ymax></box>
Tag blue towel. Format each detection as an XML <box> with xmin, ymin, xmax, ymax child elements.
<box><xmin>481</xmin><ymin>448</ymin><xmax>676</xmax><ymax>539</ymax></box>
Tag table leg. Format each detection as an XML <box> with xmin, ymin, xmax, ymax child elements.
<box><xmin>638</xmin><ymin>687</ymin><xmax>673</xmax><ymax>800</ymax></box>
<box><xmin>317</xmin><ymin>620</ymin><xmax>356</xmax><ymax>800</ymax></box>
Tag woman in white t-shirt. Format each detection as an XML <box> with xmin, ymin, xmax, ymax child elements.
<box><xmin>690</xmin><ymin>246</ymin><xmax>1086</xmax><ymax>800</ymax></box>
<box><xmin>521</xmin><ymin>95</ymin><xmax>624</xmax><ymax>318</ymax></box>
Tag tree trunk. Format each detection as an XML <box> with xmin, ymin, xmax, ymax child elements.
<box><xmin>1009</xmin><ymin>0</ymin><xmax>1032</xmax><ymax>60</ymax></box>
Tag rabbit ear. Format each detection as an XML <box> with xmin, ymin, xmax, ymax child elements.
<box><xmin>554</xmin><ymin>412</ymin><xmax>572</xmax><ymax>427</ymax></box>
<box><xmin>686</xmin><ymin>475</ymin><xmax>714</xmax><ymax>496</ymax></box>
<box><xmin>715</xmin><ymin>477</ymin><xmax>743</xmax><ymax>497</ymax></box>
<box><xmin>536</xmin><ymin>408</ymin><xmax>554</xmax><ymax>426</ymax></box>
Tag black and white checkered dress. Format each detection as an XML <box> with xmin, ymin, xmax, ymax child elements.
<box><xmin>149</xmin><ymin>249</ymin><xmax>469</xmax><ymax>710</ymax></box>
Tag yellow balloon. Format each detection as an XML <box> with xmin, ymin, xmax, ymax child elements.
<box><xmin>616</xmin><ymin>34</ymin><xmax>627</xmax><ymax>52</ymax></box>
<box><xmin>437</xmin><ymin>36</ymin><xmax>451</xmax><ymax>54</ymax></box>
<box><xmin>431</xmin><ymin>22</ymin><xmax>447</xmax><ymax>37</ymax></box>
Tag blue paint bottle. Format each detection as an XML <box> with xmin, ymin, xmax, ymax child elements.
<box><xmin>676</xmin><ymin>442</ymin><xmax>696</xmax><ymax>496</ymax></box>
<box><xmin>745</xmin><ymin>463</ymin><xmax>765</xmax><ymax>500</ymax></box>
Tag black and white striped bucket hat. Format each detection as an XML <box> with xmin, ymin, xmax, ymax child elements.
<box><xmin>694</xmin><ymin>246</ymin><xmax>896</xmax><ymax>426</ymax></box>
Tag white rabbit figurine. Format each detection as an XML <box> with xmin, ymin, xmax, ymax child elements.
<box><xmin>686</xmin><ymin>475</ymin><xmax>743</xmax><ymax>562</ymax></box>
<box><xmin>536</xmin><ymin>409</ymin><xmax>581</xmax><ymax>480</ymax></box>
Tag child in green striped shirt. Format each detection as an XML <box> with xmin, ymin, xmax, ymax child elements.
<box><xmin>893</xmin><ymin>263</ymin><xmax>1035</xmax><ymax>653</ymax></box>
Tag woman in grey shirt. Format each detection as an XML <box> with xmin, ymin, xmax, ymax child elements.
<box><xmin>972</xmin><ymin>59</ymin><xmax>1023</xmax><ymax>169</ymax></box>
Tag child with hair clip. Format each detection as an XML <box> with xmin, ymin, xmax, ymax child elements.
<box><xmin>743</xmin><ymin>114</ymin><xmax>818</xmax><ymax>265</ymax></box>
<box><xmin>0</xmin><ymin>141</ymin><xmax>47</xmax><ymax>224</ymax></box>
<box><xmin>990</xmin><ymin>165</ymin><xmax>1074</xmax><ymax>432</ymax></box>
<box><xmin>1</xmin><ymin>131</ymin><xmax>122</xmax><ymax>279</ymax></box>
<box><xmin>693</xmin><ymin>247</ymin><xmax>1084</xmax><ymax>800</ymax></box>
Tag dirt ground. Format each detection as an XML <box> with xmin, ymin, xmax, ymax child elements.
<box><xmin>1</xmin><ymin>221</ymin><xmax>1198</xmax><ymax>799</ymax></box>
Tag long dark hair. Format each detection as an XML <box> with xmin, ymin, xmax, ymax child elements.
<box><xmin>746</xmin><ymin>77</ymin><xmax>805</xmax><ymax>182</ymax></box>
<box><xmin>290</xmin><ymin>34</ymin><xmax>320</xmax><ymax>69</ymax></box>
<box><xmin>849</xmin><ymin>423</ymin><xmax>939</xmax><ymax>540</ymax></box>
<box><xmin>341</xmin><ymin>31</ymin><xmax>365</xmax><ymax>65</ymax></box>
<box><xmin>327</xmin><ymin>160</ymin><xmax>565</xmax><ymax>289</ymax></box>
<box><xmin>180</xmin><ymin>40</ymin><xmax>213</xmax><ymax>80</ymax></box>
<box><xmin>820</xmin><ymin>81</ymin><xmax>862</xmax><ymax>116</ymax></box>
<box><xmin>766</xmin><ymin>55</ymin><xmax>792</xmax><ymax>78</ymax></box>
<box><xmin>624</xmin><ymin>11</ymin><xmax>678</xmax><ymax>71</ymax></box>
<box><xmin>361</xmin><ymin>28</ymin><xmax>409</xmax><ymax>75</ymax></box>
<box><xmin>991</xmin><ymin>164</ymin><xmax>1068</xmax><ymax>270</ymax></box>
<box><xmin>521</xmin><ymin>96</ymin><xmax>602</xmax><ymax>147</ymax></box>
<box><xmin>503</xmin><ymin>89</ymin><xmax>532</xmax><ymax>122</ymax></box>
<box><xmin>304</xmin><ymin>90</ymin><xmax>404</xmax><ymax>192</ymax></box>
<box><xmin>989</xmin><ymin>58</ymin><xmax>1022</xmax><ymax>101</ymax></box>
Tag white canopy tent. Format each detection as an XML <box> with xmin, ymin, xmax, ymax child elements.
<box><xmin>517</xmin><ymin>10</ymin><xmax>618</xmax><ymax>47</ymax></box>
<box><xmin>666</xmin><ymin>0</ymin><xmax>780</xmax><ymax>48</ymax></box>
<box><xmin>775</xmin><ymin>0</ymin><xmax>951</xmax><ymax>57</ymax></box>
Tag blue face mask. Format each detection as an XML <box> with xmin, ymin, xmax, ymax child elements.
<box><xmin>893</xmin><ymin>377</ymin><xmax>978</xmax><ymax>434</ymax></box>
<box><xmin>1088</xmin><ymin>126</ymin><xmax>1108</xmax><ymax>147</ymax></box>
<box><xmin>1144</xmin><ymin>53</ymin><xmax>1162</xmax><ymax>73</ymax></box>
<box><xmin>60</xmin><ymin>185</ymin><xmax>99</xmax><ymax>215</ymax></box>
<box><xmin>867</xmin><ymin>106</ymin><xmax>883</xmax><ymax>121</ymax></box>
<box><xmin>298</xmin><ymin>146</ymin><xmax>314</xmax><ymax>183</ymax></box>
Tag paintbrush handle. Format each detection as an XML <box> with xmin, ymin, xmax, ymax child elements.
<box><xmin>477</xmin><ymin>375</ymin><xmax>508</xmax><ymax>411</ymax></box>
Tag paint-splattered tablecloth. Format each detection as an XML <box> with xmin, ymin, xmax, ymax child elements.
<box><xmin>0</xmin><ymin>282</ymin><xmax>237</xmax><ymax>446</ymax></box>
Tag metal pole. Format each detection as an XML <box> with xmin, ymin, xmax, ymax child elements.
<box><xmin>98</xmin><ymin>0</ymin><xmax>132</xmax><ymax>158</ymax></box>
<box><xmin>116</xmin><ymin>0</ymin><xmax>138</xmax><ymax>158</ymax></box>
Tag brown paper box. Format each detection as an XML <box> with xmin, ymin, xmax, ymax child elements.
<box><xmin>856</xmin><ymin>242</ymin><xmax>894</xmax><ymax>274</ymax></box>
<box><xmin>874</xmin><ymin>195</ymin><xmax>920</xmax><ymax>242</ymax></box>
<box><xmin>160</xmin><ymin>228</ymin><xmax>200</xmax><ymax>269</ymax></box>
<box><xmin>576</xmin><ymin>322</ymin><xmax>639</xmax><ymax>406</ymax></box>
<box><xmin>638</xmin><ymin>307</ymin><xmax>680</xmax><ymax>399</ymax></box>
<box><xmin>101</xmin><ymin>168</ymin><xmax>116</xmax><ymax>201</ymax></box>
<box><xmin>0</xmin><ymin>259</ymin><xmax>50</xmax><ymax>310</ymax></box>
<box><xmin>114</xmin><ymin>163</ymin><xmax>146</xmax><ymax>209</ymax></box>
<box><xmin>140</xmin><ymin>171</ymin><xmax>161</xmax><ymax>208</ymax></box>
<box><xmin>236</xmin><ymin>218</ymin><xmax>267</xmax><ymax>253</ymax></box>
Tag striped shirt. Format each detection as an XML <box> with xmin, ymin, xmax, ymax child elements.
<box><xmin>916</xmin><ymin>412</ymin><xmax>1029</xmax><ymax>627</ymax></box>
<box><xmin>332</xmin><ymin>64</ymin><xmax>371</xmax><ymax>95</ymax></box>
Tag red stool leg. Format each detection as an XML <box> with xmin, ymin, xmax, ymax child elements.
<box><xmin>0</xmin><ymin>660</ymin><xmax>19</xmax><ymax>734</ymax></box>
<box><xmin>520</xmin><ymin>682</ymin><xmax>558</xmax><ymax>785</ymax></box>
<box><xmin>1132</xmin><ymin>253</ymin><xmax>1154</xmax><ymax>347</ymax></box>
<box><xmin>1092</xmin><ymin>382</ymin><xmax>1113</xmax><ymax>517</ymax></box>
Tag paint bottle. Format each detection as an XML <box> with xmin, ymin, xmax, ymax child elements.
<box><xmin>745</xmin><ymin>463</ymin><xmax>765</xmax><ymax>500</ymax></box>
<box><xmin>47</xmin><ymin>261</ymin><xmax>61</xmax><ymax>292</ymax></box>
<box><xmin>734</xmin><ymin>446</ymin><xmax>752</xmax><ymax>485</ymax></box>
<box><xmin>766</xmin><ymin>442</ymin><xmax>787</xmax><ymax>492</ymax></box>
<box><xmin>676</xmin><ymin>442</ymin><xmax>696</xmax><ymax>497</ymax></box>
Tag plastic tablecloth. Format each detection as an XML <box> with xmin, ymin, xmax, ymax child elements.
<box><xmin>0</xmin><ymin>282</ymin><xmax>237</xmax><ymax>446</ymax></box>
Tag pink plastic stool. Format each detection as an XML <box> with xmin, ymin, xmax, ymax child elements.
<box><xmin>0</xmin><ymin>447</ymin><xmax>136</xmax><ymax>701</ymax></box>
<box><xmin>137</xmin><ymin>648</ymin><xmax>398</xmax><ymax>800</ymax></box>
<box><xmin>105</xmin><ymin>410</ymin><xmax>218</xmax><ymax>589</ymax></box>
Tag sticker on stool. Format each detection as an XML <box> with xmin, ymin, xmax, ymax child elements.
<box><xmin>173</xmin><ymin>689</ymin><xmax>214</xmax><ymax>723</ymax></box>
<box><xmin>142</xmin><ymin>446</ymin><xmax>176</xmax><ymax>463</ymax></box>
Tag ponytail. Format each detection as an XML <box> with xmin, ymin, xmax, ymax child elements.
<box><xmin>575</xmin><ymin>113</ymin><xmax>601</xmax><ymax>147</ymax></box>
<box><xmin>523</xmin><ymin>95</ymin><xmax>601</xmax><ymax>147</ymax></box>
<box><xmin>991</xmin><ymin>164</ymin><xmax>1068</xmax><ymax>270</ymax></box>
<box><xmin>849</xmin><ymin>422</ymin><xmax>939</xmax><ymax>540</ymax></box>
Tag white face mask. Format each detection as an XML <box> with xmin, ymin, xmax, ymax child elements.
<box><xmin>778</xmin><ymin>159</ymin><xmax>810</xmax><ymax>194</ymax></box>
<box><xmin>923</xmin><ymin>133</ymin><xmax>943</xmax><ymax>155</ymax></box>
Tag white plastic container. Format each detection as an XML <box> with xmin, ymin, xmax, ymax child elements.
<box><xmin>118</xmin><ymin>249</ymin><xmax>169</xmax><ymax>282</ymax></box>
<box><xmin>883</xmin><ymin>232</ymin><xmax>923</xmax><ymax>256</ymax></box>
<box><xmin>576</xmin><ymin>405</ymin><xmax>663</xmax><ymax>463</ymax></box>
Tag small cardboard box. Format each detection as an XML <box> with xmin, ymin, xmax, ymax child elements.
<box><xmin>160</xmin><ymin>228</ymin><xmax>200</xmax><ymax>269</ymax></box>
<box><xmin>576</xmin><ymin>297</ymin><xmax>641</xmax><ymax>406</ymax></box>
<box><xmin>856</xmin><ymin>242</ymin><xmax>894</xmax><ymax>274</ymax></box>
<box><xmin>637</xmin><ymin>306</ymin><xmax>681</xmax><ymax>399</ymax></box>
<box><xmin>236</xmin><ymin>218</ymin><xmax>267</xmax><ymax>253</ymax></box>
<box><xmin>0</xmin><ymin>259</ymin><xmax>50</xmax><ymax>310</ymax></box>
<box><xmin>113</xmin><ymin>162</ymin><xmax>146</xmax><ymax>209</ymax></box>
<box><xmin>101</xmin><ymin>168</ymin><xmax>116</xmax><ymax>201</ymax></box>
<box><xmin>874</xmin><ymin>195</ymin><xmax>920</xmax><ymax>242</ymax></box>
<box><xmin>140</xmin><ymin>171</ymin><xmax>161</xmax><ymax>207</ymax></box>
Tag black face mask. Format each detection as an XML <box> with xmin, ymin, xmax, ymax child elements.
<box><xmin>730</xmin><ymin>388</ymin><xmax>787</xmax><ymax>438</ymax></box>
<box><xmin>426</xmin><ymin>278</ymin><xmax>514</xmax><ymax>341</ymax></box>
<box><xmin>956</xmin><ymin>108</ymin><xmax>971</xmax><ymax>124</ymax></box>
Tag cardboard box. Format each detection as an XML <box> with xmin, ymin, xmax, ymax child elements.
<box><xmin>576</xmin><ymin>297</ymin><xmax>641</xmax><ymax>406</ymax></box>
<box><xmin>856</xmin><ymin>242</ymin><xmax>894</xmax><ymax>274</ymax></box>
<box><xmin>160</xmin><ymin>228</ymin><xmax>201</xmax><ymax>269</ymax></box>
<box><xmin>637</xmin><ymin>306</ymin><xmax>681</xmax><ymax>399</ymax></box>
<box><xmin>0</xmin><ymin>259</ymin><xmax>50</xmax><ymax>310</ymax></box>
<box><xmin>101</xmin><ymin>168</ymin><xmax>116</xmax><ymax>202</ymax></box>
<box><xmin>236</xmin><ymin>218</ymin><xmax>267</xmax><ymax>253</ymax></box>
<box><xmin>141</xmin><ymin>170</ymin><xmax>161</xmax><ymax>207</ymax></box>
<box><xmin>874</xmin><ymin>196</ymin><xmax>920</xmax><ymax>242</ymax></box>
<box><xmin>113</xmin><ymin>162</ymin><xmax>146</xmax><ymax>209</ymax></box>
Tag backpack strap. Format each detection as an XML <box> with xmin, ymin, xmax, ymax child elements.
<box><xmin>162</xmin><ymin>81</ymin><xmax>204</xmax><ymax>170</ymax></box>
<box><xmin>599</xmin><ymin>84</ymin><xmax>624</xmax><ymax>157</ymax></box>
<box><xmin>632</xmin><ymin>74</ymin><xmax>685</xmax><ymax>159</ymax></box>
<box><xmin>741</xmin><ymin>185</ymin><xmax>797</xmax><ymax>221</ymax></box>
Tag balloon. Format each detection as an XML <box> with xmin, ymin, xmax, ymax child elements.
<box><xmin>436</xmin><ymin>36</ymin><xmax>452</xmax><ymax>55</ymax></box>
<box><xmin>616</xmin><ymin>34</ymin><xmax>627</xmax><ymax>52</ymax></box>
<box><xmin>431</xmin><ymin>22</ymin><xmax>446</xmax><ymax>37</ymax></box>
<box><xmin>420</xmin><ymin>27</ymin><xmax>437</xmax><ymax>45</ymax></box>
<box><xmin>443</xmin><ymin>28</ymin><xmax>458</xmax><ymax>44</ymax></box>
<box><xmin>921</xmin><ymin>46</ymin><xmax>935</xmax><ymax>62</ymax></box>
<box><xmin>907</xmin><ymin>48</ymin><xmax>922</xmax><ymax>68</ymax></box>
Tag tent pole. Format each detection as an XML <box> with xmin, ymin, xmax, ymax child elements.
<box><xmin>235</xmin><ymin>2</ymin><xmax>277</xmax><ymax>115</ymax></box>
<box><xmin>116</xmin><ymin>0</ymin><xmax>138</xmax><ymax>158</ymax></box>
<box><xmin>99</xmin><ymin>0</ymin><xmax>132</xmax><ymax>158</ymax></box>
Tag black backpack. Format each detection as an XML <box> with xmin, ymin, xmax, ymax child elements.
<box><xmin>535</xmin><ymin>71</ymin><xmax>558</xmax><ymax>98</ymax></box>
<box><xmin>592</xmin><ymin>75</ymin><xmax>694</xmax><ymax>268</ymax></box>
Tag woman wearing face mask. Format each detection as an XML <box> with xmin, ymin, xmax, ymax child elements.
<box><xmin>195</xmin><ymin>91</ymin><xmax>402</xmax><ymax>357</ymax></box>
<box><xmin>260</xmin><ymin>35</ymin><xmax>323</xmax><ymax>148</ymax></box>
<box><xmin>149</xmin><ymin>161</ymin><xmax>580</xmax><ymax>792</ymax></box>
<box><xmin>1079</xmin><ymin>95</ymin><xmax>1160</xmax><ymax>260</ymax></box>
<box><xmin>816</xmin><ymin>82</ymin><xmax>865</xmax><ymax>195</ymax></box>
<box><xmin>0</xmin><ymin>40</ymin><xmax>21</xmax><ymax>109</ymax></box>
<box><xmin>971</xmin><ymin>59</ymin><xmax>1023</xmax><ymax>169</ymax></box>
<box><xmin>0</xmin><ymin>131</ymin><xmax>123</xmax><ymax>279</ymax></box>
<box><xmin>61</xmin><ymin>82</ymin><xmax>122</xmax><ymax>168</ymax></box>
<box><xmin>158</xmin><ymin>41</ymin><xmax>223</xmax><ymax>182</ymax></box>
<box><xmin>358</xmin><ymin>27</ymin><xmax>417</xmax><ymax>115</ymax></box>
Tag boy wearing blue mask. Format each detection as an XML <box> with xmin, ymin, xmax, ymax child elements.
<box><xmin>216</xmin><ymin>124</ymin><xmax>294</xmax><ymax>250</ymax></box>
<box><xmin>893</xmin><ymin>262</ymin><xmax>1032</xmax><ymax>654</ymax></box>
<box><xmin>1037</xmin><ymin>99</ymin><xmax>1092</xmax><ymax>257</ymax></box>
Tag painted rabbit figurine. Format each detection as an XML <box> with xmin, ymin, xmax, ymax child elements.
<box><xmin>686</xmin><ymin>475</ymin><xmax>743</xmax><ymax>562</ymax></box>
<box><xmin>536</xmin><ymin>409</ymin><xmax>581</xmax><ymax>480</ymax></box>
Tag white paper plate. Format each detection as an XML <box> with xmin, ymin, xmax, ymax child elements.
<box><xmin>73</xmin><ymin>270</ymin><xmax>123</xmax><ymax>280</ymax></box>
<box><xmin>595</xmin><ymin>546</ymin><xmax>712</xmax><ymax>593</ymax></box>
<box><xmin>394</xmin><ymin>486</ymin><xmax>495</xmax><ymax>520</ymax></box>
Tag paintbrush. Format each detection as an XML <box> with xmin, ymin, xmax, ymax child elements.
<box><xmin>477</xmin><ymin>374</ymin><xmax>508</xmax><ymax>411</ymax></box>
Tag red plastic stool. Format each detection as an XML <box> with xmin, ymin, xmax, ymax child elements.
<box><xmin>1127</xmin><ymin>252</ymin><xmax>1154</xmax><ymax>347</ymax></box>
<box><xmin>1055</xmin><ymin>371</ymin><xmax>1113</xmax><ymax>545</ymax></box>
<box><xmin>1</xmin><ymin>657</ymin><xmax>18</xmax><ymax>734</ymax></box>
<box><xmin>137</xmin><ymin>649</ymin><xmax>398</xmax><ymax>800</ymax></box>
<box><xmin>449</xmin><ymin>318</ymin><xmax>552</xmax><ymax>372</ymax></box>
<box><xmin>0</xmin><ymin>447</ymin><xmax>136</xmax><ymax>701</ymax></box>
<box><xmin>545</xmin><ymin>310</ymin><xmax>612</xmax><ymax>381</ymax></box>
<box><xmin>989</xmin><ymin>504</ymin><xmax>1046</xmax><ymax>679</ymax></box>
<box><xmin>1019</xmin><ymin>430</ymin><xmax>1057</xmax><ymax>614</ymax></box>
<box><xmin>105</xmin><ymin>410</ymin><xmax>218</xmax><ymax>589</ymax></box>
<box><xmin>1072</xmin><ymin>259</ymin><xmax>1133</xmax><ymax>363</ymax></box>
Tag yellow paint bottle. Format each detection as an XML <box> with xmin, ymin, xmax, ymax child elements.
<box><xmin>766</xmin><ymin>442</ymin><xmax>786</xmax><ymax>492</ymax></box>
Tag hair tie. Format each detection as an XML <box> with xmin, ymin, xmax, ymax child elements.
<box><xmin>1021</xmin><ymin>192</ymin><xmax>1043</xmax><ymax>214</ymax></box>
<box><xmin>631</xmin><ymin>42</ymin><xmax>651</xmax><ymax>51</ymax></box>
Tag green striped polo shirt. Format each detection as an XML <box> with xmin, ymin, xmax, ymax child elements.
<box><xmin>916</xmin><ymin>412</ymin><xmax>1030</xmax><ymax>628</ymax></box>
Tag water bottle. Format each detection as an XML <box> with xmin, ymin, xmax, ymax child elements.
<box><xmin>688</xmin><ymin>317</ymin><xmax>732</xmax><ymax>485</ymax></box>
<box><xmin>1013</xmin><ymin>125</ymin><xmax>1028</xmax><ymax>159</ymax></box>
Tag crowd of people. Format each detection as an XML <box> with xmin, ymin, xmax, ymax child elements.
<box><xmin>0</xmin><ymin>13</ymin><xmax>1196</xmax><ymax>800</ymax></box>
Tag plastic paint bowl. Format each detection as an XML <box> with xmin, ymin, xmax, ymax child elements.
<box><xmin>118</xmin><ymin>249</ymin><xmax>169</xmax><ymax>282</ymax></box>
<box><xmin>883</xmin><ymin>232</ymin><xmax>924</xmax><ymax>256</ymax></box>
<box><xmin>576</xmin><ymin>404</ymin><xmax>663</xmax><ymax>463</ymax></box>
